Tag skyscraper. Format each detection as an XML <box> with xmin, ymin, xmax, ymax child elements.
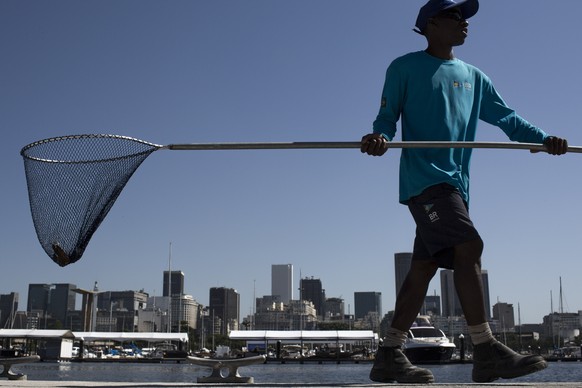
<box><xmin>440</xmin><ymin>270</ymin><xmax>460</xmax><ymax>317</ymax></box>
<box><xmin>493</xmin><ymin>301</ymin><xmax>515</xmax><ymax>331</ymax></box>
<box><xmin>271</xmin><ymin>264</ymin><xmax>293</xmax><ymax>304</ymax></box>
<box><xmin>163</xmin><ymin>271</ymin><xmax>184</xmax><ymax>297</ymax></box>
<box><xmin>354</xmin><ymin>291</ymin><xmax>382</xmax><ymax>320</ymax></box>
<box><xmin>300</xmin><ymin>277</ymin><xmax>325</xmax><ymax>317</ymax></box>
<box><xmin>394</xmin><ymin>252</ymin><xmax>413</xmax><ymax>295</ymax></box>
<box><xmin>440</xmin><ymin>269</ymin><xmax>491</xmax><ymax>318</ymax></box>
<box><xmin>27</xmin><ymin>283</ymin><xmax>76</xmax><ymax>327</ymax></box>
<box><xmin>209</xmin><ymin>287</ymin><xmax>240</xmax><ymax>335</ymax></box>
<box><xmin>0</xmin><ymin>293</ymin><xmax>18</xmax><ymax>329</ymax></box>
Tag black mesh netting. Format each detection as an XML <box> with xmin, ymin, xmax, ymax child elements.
<box><xmin>21</xmin><ymin>134</ymin><xmax>161</xmax><ymax>267</ymax></box>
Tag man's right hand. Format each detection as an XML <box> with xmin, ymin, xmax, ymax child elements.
<box><xmin>360</xmin><ymin>133</ymin><xmax>389</xmax><ymax>156</ymax></box>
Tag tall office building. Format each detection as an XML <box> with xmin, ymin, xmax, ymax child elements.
<box><xmin>481</xmin><ymin>270</ymin><xmax>491</xmax><ymax>321</ymax></box>
<box><xmin>209</xmin><ymin>287</ymin><xmax>240</xmax><ymax>335</ymax></box>
<box><xmin>493</xmin><ymin>302</ymin><xmax>515</xmax><ymax>331</ymax></box>
<box><xmin>163</xmin><ymin>271</ymin><xmax>185</xmax><ymax>297</ymax></box>
<box><xmin>440</xmin><ymin>269</ymin><xmax>491</xmax><ymax>319</ymax></box>
<box><xmin>440</xmin><ymin>270</ymin><xmax>460</xmax><ymax>317</ymax></box>
<box><xmin>354</xmin><ymin>291</ymin><xmax>382</xmax><ymax>320</ymax></box>
<box><xmin>271</xmin><ymin>264</ymin><xmax>293</xmax><ymax>304</ymax></box>
<box><xmin>27</xmin><ymin>283</ymin><xmax>77</xmax><ymax>327</ymax></box>
<box><xmin>300</xmin><ymin>277</ymin><xmax>325</xmax><ymax>317</ymax></box>
<box><xmin>394</xmin><ymin>252</ymin><xmax>413</xmax><ymax>296</ymax></box>
<box><xmin>0</xmin><ymin>293</ymin><xmax>19</xmax><ymax>329</ymax></box>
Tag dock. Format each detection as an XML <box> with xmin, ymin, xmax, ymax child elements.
<box><xmin>1</xmin><ymin>382</ymin><xmax>582</xmax><ymax>387</ymax></box>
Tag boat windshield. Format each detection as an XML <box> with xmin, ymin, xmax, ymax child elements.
<box><xmin>409</xmin><ymin>328</ymin><xmax>444</xmax><ymax>338</ymax></box>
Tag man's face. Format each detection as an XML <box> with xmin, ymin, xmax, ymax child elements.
<box><xmin>431</xmin><ymin>7</ymin><xmax>469</xmax><ymax>46</ymax></box>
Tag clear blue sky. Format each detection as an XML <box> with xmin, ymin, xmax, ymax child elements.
<box><xmin>2</xmin><ymin>0</ymin><xmax>581</xmax><ymax>325</ymax></box>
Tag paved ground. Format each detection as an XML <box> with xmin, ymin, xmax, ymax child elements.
<box><xmin>2</xmin><ymin>382</ymin><xmax>582</xmax><ymax>388</ymax></box>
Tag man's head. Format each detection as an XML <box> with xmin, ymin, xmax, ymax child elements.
<box><xmin>414</xmin><ymin>0</ymin><xmax>479</xmax><ymax>35</ymax></box>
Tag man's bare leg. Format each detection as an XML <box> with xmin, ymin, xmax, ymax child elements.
<box><xmin>391</xmin><ymin>260</ymin><xmax>438</xmax><ymax>332</ymax></box>
<box><xmin>369</xmin><ymin>260</ymin><xmax>437</xmax><ymax>384</ymax></box>
<box><xmin>452</xmin><ymin>238</ymin><xmax>548</xmax><ymax>382</ymax></box>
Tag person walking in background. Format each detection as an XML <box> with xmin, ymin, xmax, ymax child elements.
<box><xmin>361</xmin><ymin>0</ymin><xmax>568</xmax><ymax>383</ymax></box>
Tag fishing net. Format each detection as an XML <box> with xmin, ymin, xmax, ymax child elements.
<box><xmin>20</xmin><ymin>134</ymin><xmax>161</xmax><ymax>267</ymax></box>
<box><xmin>21</xmin><ymin>134</ymin><xmax>562</xmax><ymax>268</ymax></box>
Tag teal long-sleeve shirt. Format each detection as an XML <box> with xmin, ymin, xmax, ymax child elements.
<box><xmin>373</xmin><ymin>51</ymin><xmax>548</xmax><ymax>205</ymax></box>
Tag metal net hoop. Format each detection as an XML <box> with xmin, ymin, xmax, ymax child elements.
<box><xmin>20</xmin><ymin>134</ymin><xmax>162</xmax><ymax>164</ymax></box>
<box><xmin>20</xmin><ymin>134</ymin><xmax>161</xmax><ymax>267</ymax></box>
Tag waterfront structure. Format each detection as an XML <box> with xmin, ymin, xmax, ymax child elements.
<box><xmin>354</xmin><ymin>291</ymin><xmax>382</xmax><ymax>320</ymax></box>
<box><xmin>0</xmin><ymin>292</ymin><xmax>19</xmax><ymax>329</ymax></box>
<box><xmin>300</xmin><ymin>277</ymin><xmax>325</xmax><ymax>318</ymax></box>
<box><xmin>542</xmin><ymin>311</ymin><xmax>582</xmax><ymax>345</ymax></box>
<box><xmin>209</xmin><ymin>287</ymin><xmax>240</xmax><ymax>335</ymax></box>
<box><xmin>27</xmin><ymin>283</ymin><xmax>76</xmax><ymax>329</ymax></box>
<box><xmin>271</xmin><ymin>264</ymin><xmax>293</xmax><ymax>304</ymax></box>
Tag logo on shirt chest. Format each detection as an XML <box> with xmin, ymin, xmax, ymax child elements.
<box><xmin>453</xmin><ymin>80</ymin><xmax>472</xmax><ymax>91</ymax></box>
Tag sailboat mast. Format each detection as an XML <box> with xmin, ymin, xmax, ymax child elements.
<box><xmin>559</xmin><ymin>276</ymin><xmax>563</xmax><ymax>314</ymax></box>
<box><xmin>168</xmin><ymin>242</ymin><xmax>172</xmax><ymax>333</ymax></box>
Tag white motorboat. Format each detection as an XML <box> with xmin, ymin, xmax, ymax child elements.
<box><xmin>403</xmin><ymin>325</ymin><xmax>456</xmax><ymax>364</ymax></box>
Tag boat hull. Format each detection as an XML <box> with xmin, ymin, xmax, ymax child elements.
<box><xmin>404</xmin><ymin>344</ymin><xmax>455</xmax><ymax>364</ymax></box>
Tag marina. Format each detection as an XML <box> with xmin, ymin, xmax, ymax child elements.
<box><xmin>2</xmin><ymin>359</ymin><xmax>582</xmax><ymax>386</ymax></box>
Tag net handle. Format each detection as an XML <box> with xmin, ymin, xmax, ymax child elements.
<box><xmin>164</xmin><ymin>141</ymin><xmax>582</xmax><ymax>153</ymax></box>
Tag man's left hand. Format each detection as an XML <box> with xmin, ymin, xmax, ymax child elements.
<box><xmin>543</xmin><ymin>136</ymin><xmax>568</xmax><ymax>155</ymax></box>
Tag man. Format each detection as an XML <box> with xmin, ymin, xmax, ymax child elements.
<box><xmin>361</xmin><ymin>0</ymin><xmax>568</xmax><ymax>384</ymax></box>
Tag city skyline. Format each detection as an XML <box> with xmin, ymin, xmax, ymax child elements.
<box><xmin>3</xmin><ymin>259</ymin><xmax>579</xmax><ymax>328</ymax></box>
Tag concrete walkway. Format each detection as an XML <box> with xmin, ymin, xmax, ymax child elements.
<box><xmin>1</xmin><ymin>382</ymin><xmax>582</xmax><ymax>387</ymax></box>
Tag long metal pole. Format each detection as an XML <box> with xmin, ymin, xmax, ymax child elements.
<box><xmin>164</xmin><ymin>141</ymin><xmax>582</xmax><ymax>153</ymax></box>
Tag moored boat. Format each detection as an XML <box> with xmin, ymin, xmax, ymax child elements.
<box><xmin>403</xmin><ymin>326</ymin><xmax>456</xmax><ymax>364</ymax></box>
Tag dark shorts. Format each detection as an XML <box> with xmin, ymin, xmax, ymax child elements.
<box><xmin>407</xmin><ymin>183</ymin><xmax>481</xmax><ymax>269</ymax></box>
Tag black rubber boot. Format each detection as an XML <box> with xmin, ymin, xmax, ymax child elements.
<box><xmin>472</xmin><ymin>340</ymin><xmax>547</xmax><ymax>382</ymax></box>
<box><xmin>369</xmin><ymin>346</ymin><xmax>434</xmax><ymax>384</ymax></box>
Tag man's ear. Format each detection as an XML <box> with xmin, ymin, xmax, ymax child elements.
<box><xmin>423</xmin><ymin>18</ymin><xmax>437</xmax><ymax>35</ymax></box>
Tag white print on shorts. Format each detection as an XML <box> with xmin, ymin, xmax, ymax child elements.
<box><xmin>423</xmin><ymin>204</ymin><xmax>440</xmax><ymax>223</ymax></box>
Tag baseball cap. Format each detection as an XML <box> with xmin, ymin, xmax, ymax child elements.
<box><xmin>414</xmin><ymin>0</ymin><xmax>479</xmax><ymax>35</ymax></box>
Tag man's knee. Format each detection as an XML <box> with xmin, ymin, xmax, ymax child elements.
<box><xmin>410</xmin><ymin>260</ymin><xmax>439</xmax><ymax>280</ymax></box>
<box><xmin>454</xmin><ymin>238</ymin><xmax>484</xmax><ymax>266</ymax></box>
